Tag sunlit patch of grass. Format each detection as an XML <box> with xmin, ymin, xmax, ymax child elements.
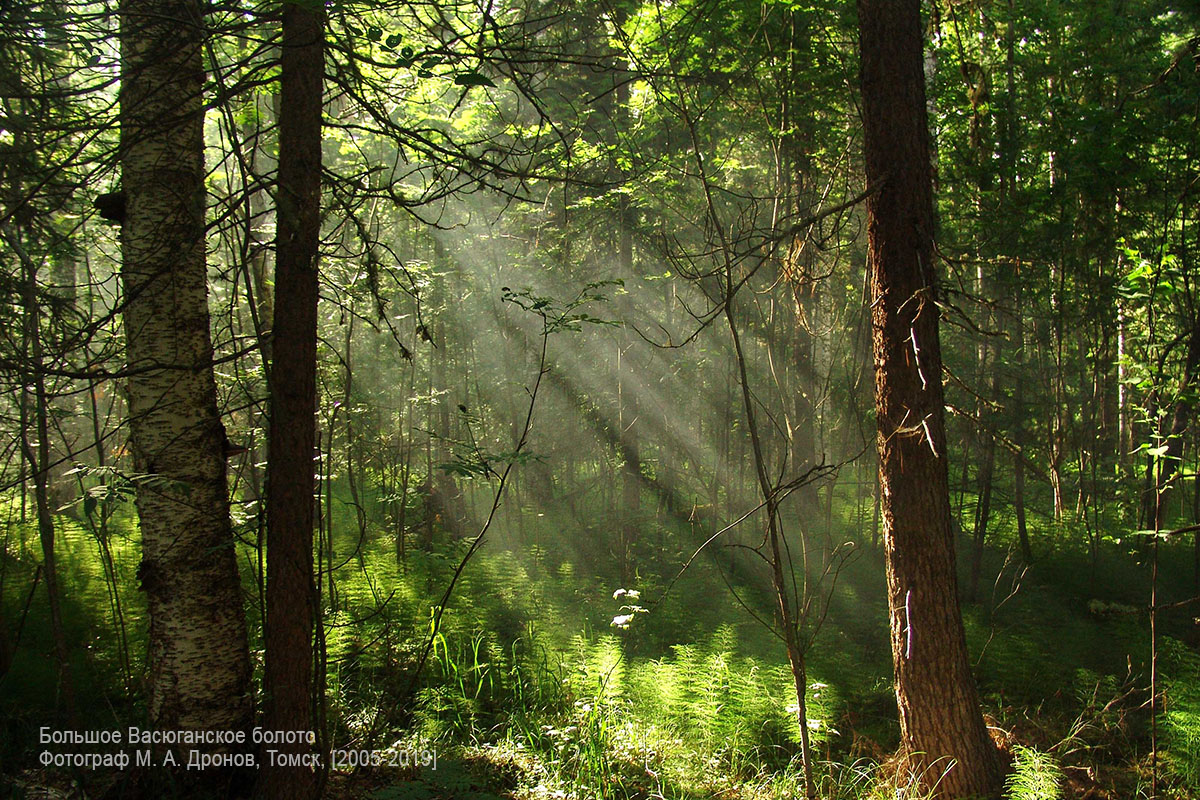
<box><xmin>1161</xmin><ymin>637</ymin><xmax>1200</xmax><ymax>792</ymax></box>
<box><xmin>419</xmin><ymin>623</ymin><xmax>847</xmax><ymax>799</ymax></box>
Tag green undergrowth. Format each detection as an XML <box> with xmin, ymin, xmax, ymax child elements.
<box><xmin>4</xmin><ymin>488</ymin><xmax>1200</xmax><ymax>798</ymax></box>
<box><xmin>1161</xmin><ymin>637</ymin><xmax>1200</xmax><ymax>793</ymax></box>
<box><xmin>404</xmin><ymin>624</ymin><xmax>843</xmax><ymax>799</ymax></box>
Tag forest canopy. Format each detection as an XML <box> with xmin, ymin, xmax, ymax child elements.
<box><xmin>2</xmin><ymin>0</ymin><xmax>1199</xmax><ymax>798</ymax></box>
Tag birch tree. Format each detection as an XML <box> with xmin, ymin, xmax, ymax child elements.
<box><xmin>119</xmin><ymin>0</ymin><xmax>253</xmax><ymax>755</ymax></box>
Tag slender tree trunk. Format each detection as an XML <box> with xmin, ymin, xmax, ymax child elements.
<box><xmin>262</xmin><ymin>1</ymin><xmax>325</xmax><ymax>796</ymax></box>
<box><xmin>780</xmin><ymin>6</ymin><xmax>820</xmax><ymax>525</ymax></box>
<box><xmin>1193</xmin><ymin>450</ymin><xmax>1199</xmax><ymax>593</ymax></box>
<box><xmin>86</xmin><ymin>376</ymin><xmax>133</xmax><ymax>690</ymax></box>
<box><xmin>26</xmin><ymin>368</ymin><xmax>75</xmax><ymax>719</ymax></box>
<box><xmin>1012</xmin><ymin>278</ymin><xmax>1032</xmax><ymax>564</ymax></box>
<box><xmin>119</xmin><ymin>0</ymin><xmax>253</xmax><ymax>775</ymax></box>
<box><xmin>999</xmin><ymin>18</ymin><xmax>1031</xmax><ymax>565</ymax></box>
<box><xmin>397</xmin><ymin>355</ymin><xmax>418</xmax><ymax>566</ymax></box>
<box><xmin>1140</xmin><ymin>316</ymin><xmax>1200</xmax><ymax>530</ymax></box>
<box><xmin>618</xmin><ymin>344</ymin><xmax>639</xmax><ymax>584</ymax></box>
<box><xmin>1014</xmin><ymin>448</ymin><xmax>1032</xmax><ymax>563</ymax></box>
<box><xmin>612</xmin><ymin>37</ymin><xmax>639</xmax><ymax>582</ymax></box>
<box><xmin>968</xmin><ymin>434</ymin><xmax>996</xmax><ymax>603</ymax></box>
<box><xmin>1050</xmin><ymin>257</ymin><xmax>1067</xmax><ymax>520</ymax></box>
<box><xmin>858</xmin><ymin>0</ymin><xmax>1002</xmax><ymax>796</ymax></box>
<box><xmin>725</xmin><ymin>295</ymin><xmax>818</xmax><ymax>799</ymax></box>
<box><xmin>11</xmin><ymin>235</ymin><xmax>75</xmax><ymax>721</ymax></box>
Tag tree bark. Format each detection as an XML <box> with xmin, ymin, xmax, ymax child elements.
<box><xmin>119</xmin><ymin>0</ymin><xmax>253</xmax><ymax>770</ymax></box>
<box><xmin>261</xmin><ymin>0</ymin><xmax>325</xmax><ymax>796</ymax></box>
<box><xmin>857</xmin><ymin>0</ymin><xmax>1002</xmax><ymax>796</ymax></box>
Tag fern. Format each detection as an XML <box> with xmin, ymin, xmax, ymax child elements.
<box><xmin>1162</xmin><ymin>637</ymin><xmax>1200</xmax><ymax>790</ymax></box>
<box><xmin>1003</xmin><ymin>746</ymin><xmax>1063</xmax><ymax>800</ymax></box>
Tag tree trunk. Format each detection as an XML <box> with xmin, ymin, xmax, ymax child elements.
<box><xmin>857</xmin><ymin>0</ymin><xmax>1002</xmax><ymax>796</ymax></box>
<box><xmin>1014</xmin><ymin>446</ymin><xmax>1032</xmax><ymax>563</ymax></box>
<box><xmin>725</xmin><ymin>293</ymin><xmax>818</xmax><ymax>800</ymax></box>
<box><xmin>261</xmin><ymin>2</ymin><xmax>325</xmax><ymax>797</ymax></box>
<box><xmin>967</xmin><ymin>434</ymin><xmax>996</xmax><ymax>603</ymax></box>
<box><xmin>11</xmin><ymin>232</ymin><xmax>75</xmax><ymax>721</ymax></box>
<box><xmin>1012</xmin><ymin>278</ymin><xmax>1032</xmax><ymax>564</ymax></box>
<box><xmin>618</xmin><ymin>343</ymin><xmax>639</xmax><ymax>585</ymax></box>
<box><xmin>119</xmin><ymin>0</ymin><xmax>253</xmax><ymax>772</ymax></box>
<box><xmin>1193</xmin><ymin>453</ymin><xmax>1199</xmax><ymax>593</ymax></box>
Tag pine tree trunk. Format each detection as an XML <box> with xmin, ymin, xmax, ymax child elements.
<box><xmin>119</xmin><ymin>0</ymin><xmax>253</xmax><ymax>766</ymax></box>
<box><xmin>261</xmin><ymin>1</ymin><xmax>325</xmax><ymax>797</ymax></box>
<box><xmin>857</xmin><ymin>0</ymin><xmax>1002</xmax><ymax>796</ymax></box>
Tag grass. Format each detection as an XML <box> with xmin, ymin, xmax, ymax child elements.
<box><xmin>4</xmin><ymin>482</ymin><xmax>1200</xmax><ymax>799</ymax></box>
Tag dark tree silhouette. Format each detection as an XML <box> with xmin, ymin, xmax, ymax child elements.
<box><xmin>261</xmin><ymin>2</ymin><xmax>325</xmax><ymax>798</ymax></box>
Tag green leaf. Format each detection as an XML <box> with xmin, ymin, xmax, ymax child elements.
<box><xmin>453</xmin><ymin>71</ymin><xmax>496</xmax><ymax>88</ymax></box>
<box><xmin>438</xmin><ymin>461</ymin><xmax>488</xmax><ymax>478</ymax></box>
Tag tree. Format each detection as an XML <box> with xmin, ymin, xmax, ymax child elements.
<box><xmin>0</xmin><ymin>0</ymin><xmax>83</xmax><ymax>714</ymax></box>
<box><xmin>118</xmin><ymin>0</ymin><xmax>254</xmax><ymax>764</ymax></box>
<box><xmin>857</xmin><ymin>0</ymin><xmax>1002</xmax><ymax>796</ymax></box>
<box><xmin>260</xmin><ymin>0</ymin><xmax>325</xmax><ymax>796</ymax></box>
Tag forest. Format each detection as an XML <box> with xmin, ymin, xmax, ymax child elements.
<box><xmin>1</xmin><ymin>0</ymin><xmax>1199</xmax><ymax>797</ymax></box>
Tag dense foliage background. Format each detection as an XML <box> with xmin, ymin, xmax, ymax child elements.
<box><xmin>1</xmin><ymin>0</ymin><xmax>1199</xmax><ymax>797</ymax></box>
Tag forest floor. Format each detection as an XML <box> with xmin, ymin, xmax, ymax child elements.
<box><xmin>3</xmin><ymin>502</ymin><xmax>1200</xmax><ymax>799</ymax></box>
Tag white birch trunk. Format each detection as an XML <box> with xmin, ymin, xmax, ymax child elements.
<box><xmin>119</xmin><ymin>0</ymin><xmax>252</xmax><ymax>738</ymax></box>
